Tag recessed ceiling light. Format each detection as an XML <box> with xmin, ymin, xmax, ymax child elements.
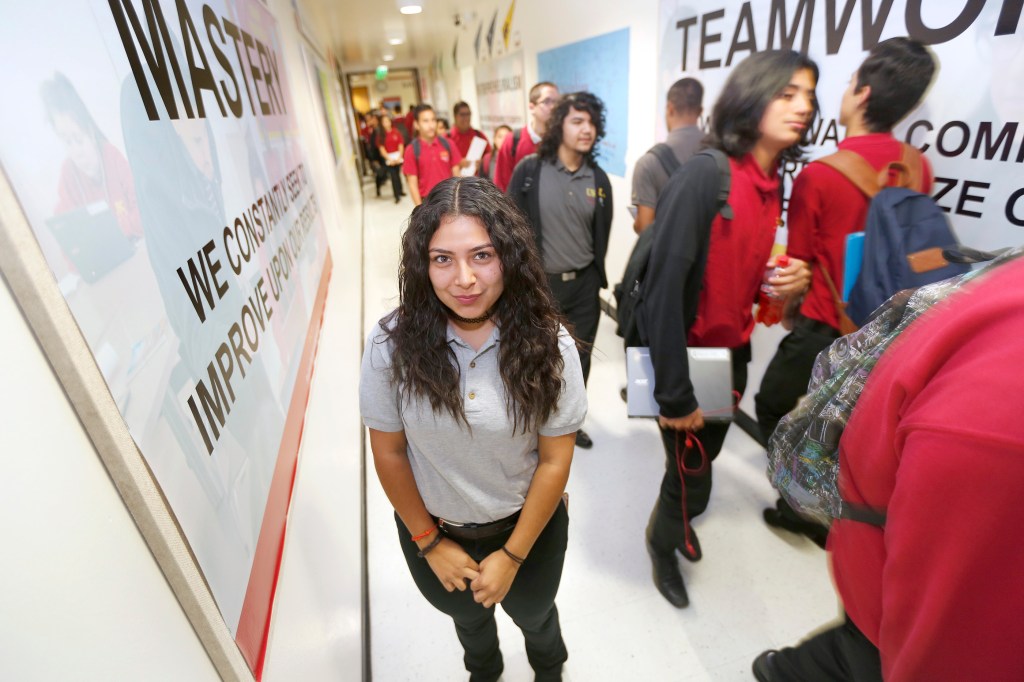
<box><xmin>382</xmin><ymin>54</ymin><xmax>395</xmax><ymax>62</ymax></box>
<box><xmin>399</xmin><ymin>4</ymin><xmax>422</xmax><ymax>15</ymax></box>
<box><xmin>389</xmin><ymin>38</ymin><xmax>404</xmax><ymax>45</ymax></box>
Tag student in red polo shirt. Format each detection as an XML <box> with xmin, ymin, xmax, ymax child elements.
<box><xmin>448</xmin><ymin>101</ymin><xmax>490</xmax><ymax>174</ymax></box>
<box><xmin>403</xmin><ymin>104</ymin><xmax>463</xmax><ymax>206</ymax></box>
<box><xmin>376</xmin><ymin>114</ymin><xmax>406</xmax><ymax>203</ymax></box>
<box><xmin>493</xmin><ymin>82</ymin><xmax>559</xmax><ymax>191</ymax></box>
<box><xmin>753</xmin><ymin>38</ymin><xmax>937</xmax><ymax>549</ymax></box>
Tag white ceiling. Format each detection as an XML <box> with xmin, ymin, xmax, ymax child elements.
<box><xmin>302</xmin><ymin>0</ymin><xmax>480</xmax><ymax>72</ymax></box>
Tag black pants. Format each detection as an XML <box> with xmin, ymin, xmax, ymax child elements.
<box><xmin>396</xmin><ymin>503</ymin><xmax>569</xmax><ymax>681</ymax></box>
<box><xmin>649</xmin><ymin>345</ymin><xmax>749</xmax><ymax>554</ymax></box>
<box><xmin>771</xmin><ymin>617</ymin><xmax>882</xmax><ymax>681</ymax></box>
<box><xmin>754</xmin><ymin>316</ymin><xmax>839</xmax><ymax>443</ymax></box>
<box><xmin>547</xmin><ymin>263</ymin><xmax>601</xmax><ymax>384</ymax></box>
<box><xmin>754</xmin><ymin>317</ymin><xmax>838</xmax><ymax>528</ymax></box>
<box><xmin>381</xmin><ymin>163</ymin><xmax>403</xmax><ymax>198</ymax></box>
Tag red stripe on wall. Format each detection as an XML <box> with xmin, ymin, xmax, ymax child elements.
<box><xmin>234</xmin><ymin>252</ymin><xmax>334</xmax><ymax>678</ymax></box>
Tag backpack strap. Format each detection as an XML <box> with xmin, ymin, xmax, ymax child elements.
<box><xmin>438</xmin><ymin>136</ymin><xmax>451</xmax><ymax>155</ymax></box>
<box><xmin>816</xmin><ymin>150</ymin><xmax>882</xmax><ymax>198</ymax></box>
<box><xmin>512</xmin><ymin>127</ymin><xmax>522</xmax><ymax>158</ymax></box>
<box><xmin>412</xmin><ymin>138</ymin><xmax>421</xmax><ymax>161</ymax></box>
<box><xmin>647</xmin><ymin>143</ymin><xmax>681</xmax><ymax>177</ymax></box>
<box><xmin>696</xmin><ymin>148</ymin><xmax>733</xmax><ymax>219</ymax></box>
<box><xmin>814</xmin><ymin>263</ymin><xmax>860</xmax><ymax>335</ymax></box>
<box><xmin>816</xmin><ymin>143</ymin><xmax>926</xmax><ymax>198</ymax></box>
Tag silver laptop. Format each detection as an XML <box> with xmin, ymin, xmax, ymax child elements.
<box><xmin>625</xmin><ymin>347</ymin><xmax>734</xmax><ymax>421</ymax></box>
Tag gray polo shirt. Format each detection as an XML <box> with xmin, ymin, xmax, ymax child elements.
<box><xmin>631</xmin><ymin>125</ymin><xmax>704</xmax><ymax>208</ymax></box>
<box><xmin>538</xmin><ymin>158</ymin><xmax>596</xmax><ymax>274</ymax></box>
<box><xmin>360</xmin><ymin>318</ymin><xmax>587</xmax><ymax>524</ymax></box>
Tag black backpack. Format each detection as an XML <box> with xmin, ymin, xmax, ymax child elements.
<box><xmin>412</xmin><ymin>135</ymin><xmax>452</xmax><ymax>161</ymax></box>
<box><xmin>613</xmin><ymin>149</ymin><xmax>733</xmax><ymax>348</ymax></box>
<box><xmin>646</xmin><ymin>142</ymin><xmax>682</xmax><ymax>177</ymax></box>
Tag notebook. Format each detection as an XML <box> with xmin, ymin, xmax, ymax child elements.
<box><xmin>625</xmin><ymin>346</ymin><xmax>734</xmax><ymax>421</ymax></box>
<box><xmin>842</xmin><ymin>231</ymin><xmax>865</xmax><ymax>301</ymax></box>
<box><xmin>47</xmin><ymin>202</ymin><xmax>134</xmax><ymax>283</ymax></box>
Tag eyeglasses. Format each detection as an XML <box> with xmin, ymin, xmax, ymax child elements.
<box><xmin>534</xmin><ymin>97</ymin><xmax>558</xmax><ymax>107</ymax></box>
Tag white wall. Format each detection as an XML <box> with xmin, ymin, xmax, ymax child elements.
<box><xmin>0</xmin><ymin>0</ymin><xmax>365</xmax><ymax>678</ymax></box>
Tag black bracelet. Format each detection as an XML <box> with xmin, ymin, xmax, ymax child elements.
<box><xmin>416</xmin><ymin>533</ymin><xmax>443</xmax><ymax>558</ymax></box>
<box><xmin>501</xmin><ymin>545</ymin><xmax>526</xmax><ymax>565</ymax></box>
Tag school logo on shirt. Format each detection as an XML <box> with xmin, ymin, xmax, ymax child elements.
<box><xmin>440</xmin><ymin>151</ymin><xmax>450</xmax><ymax>162</ymax></box>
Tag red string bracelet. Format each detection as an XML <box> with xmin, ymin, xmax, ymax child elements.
<box><xmin>411</xmin><ymin>524</ymin><xmax>437</xmax><ymax>542</ymax></box>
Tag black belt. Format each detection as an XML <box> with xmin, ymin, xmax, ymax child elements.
<box><xmin>794</xmin><ymin>315</ymin><xmax>840</xmax><ymax>338</ymax></box>
<box><xmin>438</xmin><ymin>510</ymin><xmax>521</xmax><ymax>541</ymax></box>
<box><xmin>547</xmin><ymin>262</ymin><xmax>593</xmax><ymax>282</ymax></box>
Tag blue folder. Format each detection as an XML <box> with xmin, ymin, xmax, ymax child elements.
<box><xmin>843</xmin><ymin>232</ymin><xmax>865</xmax><ymax>302</ymax></box>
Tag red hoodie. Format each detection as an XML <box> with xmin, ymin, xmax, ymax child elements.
<box><xmin>831</xmin><ymin>256</ymin><xmax>1024</xmax><ymax>680</ymax></box>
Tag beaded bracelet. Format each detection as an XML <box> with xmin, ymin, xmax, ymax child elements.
<box><xmin>411</xmin><ymin>524</ymin><xmax>437</xmax><ymax>542</ymax></box>
<box><xmin>416</xmin><ymin>533</ymin><xmax>443</xmax><ymax>558</ymax></box>
<box><xmin>501</xmin><ymin>546</ymin><xmax>526</xmax><ymax>565</ymax></box>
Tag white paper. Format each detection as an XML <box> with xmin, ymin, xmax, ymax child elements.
<box><xmin>387</xmin><ymin>151</ymin><xmax>401</xmax><ymax>162</ymax></box>
<box><xmin>465</xmin><ymin>136</ymin><xmax>487</xmax><ymax>162</ymax></box>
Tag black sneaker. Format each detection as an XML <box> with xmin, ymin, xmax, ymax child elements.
<box><xmin>763</xmin><ymin>499</ymin><xmax>829</xmax><ymax>549</ymax></box>
<box><xmin>752</xmin><ymin>650</ymin><xmax>780</xmax><ymax>682</ymax></box>
<box><xmin>575</xmin><ymin>429</ymin><xmax>593</xmax><ymax>449</ymax></box>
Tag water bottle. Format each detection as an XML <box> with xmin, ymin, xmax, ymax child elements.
<box><xmin>756</xmin><ymin>254</ymin><xmax>790</xmax><ymax>326</ymax></box>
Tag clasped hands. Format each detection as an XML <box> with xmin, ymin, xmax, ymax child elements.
<box><xmin>425</xmin><ymin>537</ymin><xmax>520</xmax><ymax>608</ymax></box>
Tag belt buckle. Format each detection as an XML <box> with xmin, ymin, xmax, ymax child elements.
<box><xmin>561</xmin><ymin>271</ymin><xmax>576</xmax><ymax>282</ymax></box>
<box><xmin>439</xmin><ymin>518</ymin><xmax>465</xmax><ymax>528</ymax></box>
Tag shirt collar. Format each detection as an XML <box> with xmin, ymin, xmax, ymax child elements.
<box><xmin>446</xmin><ymin>322</ymin><xmax>501</xmax><ymax>352</ymax></box>
<box><xmin>527</xmin><ymin>122</ymin><xmax>542</xmax><ymax>144</ymax></box>
<box><xmin>552</xmin><ymin>156</ymin><xmax>593</xmax><ymax>178</ymax></box>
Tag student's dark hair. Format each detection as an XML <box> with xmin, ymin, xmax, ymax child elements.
<box><xmin>383</xmin><ymin>176</ymin><xmax>567</xmax><ymax>433</ymax></box>
<box><xmin>667</xmin><ymin>77</ymin><xmax>703</xmax><ymax>115</ymax></box>
<box><xmin>414</xmin><ymin>103</ymin><xmax>434</xmax><ymax>121</ymax></box>
<box><xmin>41</xmin><ymin>72</ymin><xmax>107</xmax><ymax>144</ymax></box>
<box><xmin>536</xmin><ymin>91</ymin><xmax>606</xmax><ymax>166</ymax></box>
<box><xmin>529</xmin><ymin>81</ymin><xmax>558</xmax><ymax>103</ymax></box>
<box><xmin>437</xmin><ymin>117</ymin><xmax>450</xmax><ymax>129</ymax></box>
<box><xmin>453</xmin><ymin>101</ymin><xmax>470</xmax><ymax>115</ymax></box>
<box><xmin>856</xmin><ymin>37</ymin><xmax>936</xmax><ymax>132</ymax></box>
<box><xmin>494</xmin><ymin>124</ymin><xmax>512</xmax><ymax>136</ymax></box>
<box><xmin>706</xmin><ymin>50</ymin><xmax>819</xmax><ymax>164</ymax></box>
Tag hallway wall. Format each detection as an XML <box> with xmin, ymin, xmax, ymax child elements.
<box><xmin>0</xmin><ymin>0</ymin><xmax>365</xmax><ymax>677</ymax></box>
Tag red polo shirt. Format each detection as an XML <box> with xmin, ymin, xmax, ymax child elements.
<box><xmin>402</xmin><ymin>137</ymin><xmax>462</xmax><ymax>198</ymax></box>
<box><xmin>688</xmin><ymin>153</ymin><xmax>780</xmax><ymax>349</ymax></box>
<box><xmin>493</xmin><ymin>126</ymin><xmax>538</xmax><ymax>191</ymax></box>
<box><xmin>788</xmin><ymin>133</ymin><xmax>934</xmax><ymax>330</ymax></box>
<box><xmin>448</xmin><ymin>126</ymin><xmax>490</xmax><ymax>158</ymax></box>
<box><xmin>380</xmin><ymin>129</ymin><xmax>403</xmax><ymax>154</ymax></box>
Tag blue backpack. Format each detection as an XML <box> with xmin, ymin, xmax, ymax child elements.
<box><xmin>817</xmin><ymin>144</ymin><xmax>970</xmax><ymax>328</ymax></box>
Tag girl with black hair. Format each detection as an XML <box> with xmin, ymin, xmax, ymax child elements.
<box><xmin>642</xmin><ymin>50</ymin><xmax>818</xmax><ymax>609</ymax></box>
<box><xmin>360</xmin><ymin>176</ymin><xmax>586</xmax><ymax>681</ymax></box>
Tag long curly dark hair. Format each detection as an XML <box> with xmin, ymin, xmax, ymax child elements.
<box><xmin>383</xmin><ymin>176</ymin><xmax>567</xmax><ymax>433</ymax></box>
<box><xmin>705</xmin><ymin>50</ymin><xmax>819</xmax><ymax>164</ymax></box>
<box><xmin>536</xmin><ymin>91</ymin><xmax>607</xmax><ymax>167</ymax></box>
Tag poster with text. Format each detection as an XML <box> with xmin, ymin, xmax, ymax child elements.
<box><xmin>658</xmin><ymin>0</ymin><xmax>1024</xmax><ymax>250</ymax></box>
<box><xmin>475</xmin><ymin>51</ymin><xmax>526</xmax><ymax>133</ymax></box>
<box><xmin>0</xmin><ymin>0</ymin><xmax>331</xmax><ymax>663</ymax></box>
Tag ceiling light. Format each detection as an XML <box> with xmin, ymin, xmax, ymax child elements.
<box><xmin>399</xmin><ymin>3</ymin><xmax>422</xmax><ymax>15</ymax></box>
<box><xmin>382</xmin><ymin>54</ymin><xmax>395</xmax><ymax>62</ymax></box>
<box><xmin>389</xmin><ymin>38</ymin><xmax>404</xmax><ymax>45</ymax></box>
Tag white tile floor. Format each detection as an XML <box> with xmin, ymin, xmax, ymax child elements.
<box><xmin>360</xmin><ymin>179</ymin><xmax>841</xmax><ymax>681</ymax></box>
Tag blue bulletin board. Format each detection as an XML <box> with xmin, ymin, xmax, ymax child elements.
<box><xmin>538</xmin><ymin>28</ymin><xmax>630</xmax><ymax>177</ymax></box>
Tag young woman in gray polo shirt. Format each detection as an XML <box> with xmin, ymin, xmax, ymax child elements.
<box><xmin>360</xmin><ymin>176</ymin><xmax>587</xmax><ymax>682</ymax></box>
